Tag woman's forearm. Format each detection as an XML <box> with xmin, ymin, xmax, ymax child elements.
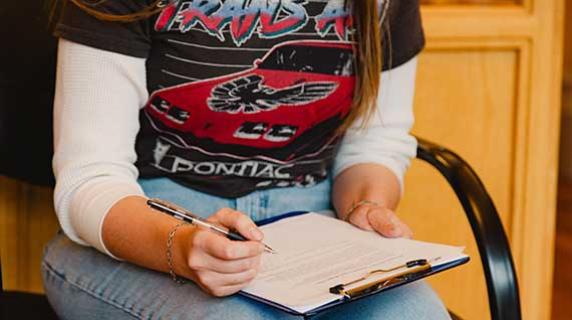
<box><xmin>102</xmin><ymin>195</ymin><xmax>195</xmax><ymax>279</ymax></box>
<box><xmin>331</xmin><ymin>58</ymin><xmax>418</xmax><ymax>237</ymax></box>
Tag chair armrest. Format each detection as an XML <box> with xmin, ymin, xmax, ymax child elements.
<box><xmin>415</xmin><ymin>137</ymin><xmax>522</xmax><ymax>320</ymax></box>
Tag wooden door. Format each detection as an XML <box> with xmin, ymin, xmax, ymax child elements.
<box><xmin>397</xmin><ymin>0</ymin><xmax>564</xmax><ymax>319</ymax></box>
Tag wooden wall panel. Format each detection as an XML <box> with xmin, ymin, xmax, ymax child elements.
<box><xmin>397</xmin><ymin>49</ymin><xmax>518</xmax><ymax>319</ymax></box>
<box><xmin>0</xmin><ymin>177</ymin><xmax>59</xmax><ymax>293</ymax></box>
<box><xmin>411</xmin><ymin>49</ymin><xmax>517</xmax><ymax>227</ymax></box>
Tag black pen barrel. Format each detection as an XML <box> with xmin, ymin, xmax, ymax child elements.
<box><xmin>226</xmin><ymin>230</ymin><xmax>248</xmax><ymax>242</ymax></box>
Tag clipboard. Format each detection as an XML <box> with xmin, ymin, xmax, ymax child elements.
<box><xmin>238</xmin><ymin>211</ymin><xmax>470</xmax><ymax>317</ymax></box>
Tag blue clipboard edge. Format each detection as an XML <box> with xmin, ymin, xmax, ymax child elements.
<box><xmin>255</xmin><ymin>210</ymin><xmax>310</xmax><ymax>227</ymax></box>
<box><xmin>241</xmin><ymin>211</ymin><xmax>471</xmax><ymax>317</ymax></box>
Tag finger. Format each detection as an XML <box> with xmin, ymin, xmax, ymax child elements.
<box><xmin>198</xmin><ymin>269</ymin><xmax>258</xmax><ymax>295</ymax></box>
<box><xmin>210</xmin><ymin>283</ymin><xmax>251</xmax><ymax>297</ymax></box>
<box><xmin>211</xmin><ymin>208</ymin><xmax>263</xmax><ymax>241</ymax></box>
<box><xmin>367</xmin><ymin>207</ymin><xmax>404</xmax><ymax>238</ymax></box>
<box><xmin>205</xmin><ymin>254</ymin><xmax>262</xmax><ymax>274</ymax></box>
<box><xmin>397</xmin><ymin>220</ymin><xmax>414</xmax><ymax>239</ymax></box>
<box><xmin>188</xmin><ymin>248</ymin><xmax>261</xmax><ymax>274</ymax></box>
<box><xmin>198</xmin><ymin>230</ymin><xmax>264</xmax><ymax>260</ymax></box>
<box><xmin>347</xmin><ymin>205</ymin><xmax>374</xmax><ymax>231</ymax></box>
<box><xmin>214</xmin><ymin>268</ymin><xmax>259</xmax><ymax>287</ymax></box>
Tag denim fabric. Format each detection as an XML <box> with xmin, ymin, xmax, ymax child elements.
<box><xmin>42</xmin><ymin>177</ymin><xmax>451</xmax><ymax>319</ymax></box>
<box><xmin>137</xmin><ymin>177</ymin><xmax>334</xmax><ymax>221</ymax></box>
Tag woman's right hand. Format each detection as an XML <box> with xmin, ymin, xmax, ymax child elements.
<box><xmin>179</xmin><ymin>208</ymin><xmax>265</xmax><ymax>297</ymax></box>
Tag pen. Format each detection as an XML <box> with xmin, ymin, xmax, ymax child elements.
<box><xmin>147</xmin><ymin>198</ymin><xmax>276</xmax><ymax>254</ymax></box>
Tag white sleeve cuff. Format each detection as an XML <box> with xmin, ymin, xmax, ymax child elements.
<box><xmin>69</xmin><ymin>178</ymin><xmax>144</xmax><ymax>259</ymax></box>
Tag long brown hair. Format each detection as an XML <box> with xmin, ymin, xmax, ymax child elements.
<box><xmin>347</xmin><ymin>0</ymin><xmax>382</xmax><ymax>132</ymax></box>
<box><xmin>54</xmin><ymin>0</ymin><xmax>382</xmax><ymax>132</ymax></box>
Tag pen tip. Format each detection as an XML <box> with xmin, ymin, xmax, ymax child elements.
<box><xmin>265</xmin><ymin>246</ymin><xmax>277</xmax><ymax>254</ymax></box>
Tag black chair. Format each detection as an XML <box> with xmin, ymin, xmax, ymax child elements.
<box><xmin>0</xmin><ymin>1</ymin><xmax>521</xmax><ymax>320</ymax></box>
<box><xmin>416</xmin><ymin>138</ymin><xmax>522</xmax><ymax>320</ymax></box>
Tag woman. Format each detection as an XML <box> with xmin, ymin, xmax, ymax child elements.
<box><xmin>42</xmin><ymin>0</ymin><xmax>451</xmax><ymax>318</ymax></box>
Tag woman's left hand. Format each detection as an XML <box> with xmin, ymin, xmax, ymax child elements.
<box><xmin>343</xmin><ymin>203</ymin><xmax>413</xmax><ymax>238</ymax></box>
<box><xmin>332</xmin><ymin>163</ymin><xmax>413</xmax><ymax>239</ymax></box>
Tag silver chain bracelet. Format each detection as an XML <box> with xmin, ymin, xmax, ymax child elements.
<box><xmin>167</xmin><ymin>222</ymin><xmax>190</xmax><ymax>285</ymax></box>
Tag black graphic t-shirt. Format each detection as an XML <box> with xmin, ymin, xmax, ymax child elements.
<box><xmin>55</xmin><ymin>0</ymin><xmax>425</xmax><ymax>198</ymax></box>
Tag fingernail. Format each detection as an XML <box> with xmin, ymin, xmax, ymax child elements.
<box><xmin>250</xmin><ymin>227</ymin><xmax>263</xmax><ymax>240</ymax></box>
<box><xmin>384</xmin><ymin>224</ymin><xmax>399</xmax><ymax>237</ymax></box>
<box><xmin>392</xmin><ymin>227</ymin><xmax>403</xmax><ymax>237</ymax></box>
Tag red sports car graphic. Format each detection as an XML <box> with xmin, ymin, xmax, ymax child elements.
<box><xmin>145</xmin><ymin>40</ymin><xmax>355</xmax><ymax>149</ymax></box>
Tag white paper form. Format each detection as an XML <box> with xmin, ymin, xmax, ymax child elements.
<box><xmin>242</xmin><ymin>213</ymin><xmax>467</xmax><ymax>314</ymax></box>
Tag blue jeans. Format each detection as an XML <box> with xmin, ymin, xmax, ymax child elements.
<box><xmin>42</xmin><ymin>178</ymin><xmax>451</xmax><ymax>319</ymax></box>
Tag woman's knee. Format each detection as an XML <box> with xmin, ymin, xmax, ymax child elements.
<box><xmin>42</xmin><ymin>260</ymin><xmax>138</xmax><ymax>320</ymax></box>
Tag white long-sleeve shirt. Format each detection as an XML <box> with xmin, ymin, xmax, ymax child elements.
<box><xmin>53</xmin><ymin>39</ymin><xmax>418</xmax><ymax>258</ymax></box>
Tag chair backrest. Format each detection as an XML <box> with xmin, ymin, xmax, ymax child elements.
<box><xmin>0</xmin><ymin>1</ymin><xmax>57</xmax><ymax>187</ymax></box>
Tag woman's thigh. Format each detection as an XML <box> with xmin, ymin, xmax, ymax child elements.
<box><xmin>138</xmin><ymin>178</ymin><xmax>235</xmax><ymax>219</ymax></box>
<box><xmin>254</xmin><ymin>176</ymin><xmax>333</xmax><ymax>220</ymax></box>
<box><xmin>138</xmin><ymin>177</ymin><xmax>334</xmax><ymax>221</ymax></box>
<box><xmin>42</xmin><ymin>233</ymin><xmax>451</xmax><ymax>320</ymax></box>
<box><xmin>45</xmin><ymin>178</ymin><xmax>450</xmax><ymax>319</ymax></box>
<box><xmin>42</xmin><ymin>233</ymin><xmax>295</xmax><ymax>320</ymax></box>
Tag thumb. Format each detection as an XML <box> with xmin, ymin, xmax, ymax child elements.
<box><xmin>367</xmin><ymin>207</ymin><xmax>405</xmax><ymax>238</ymax></box>
<box><xmin>347</xmin><ymin>205</ymin><xmax>374</xmax><ymax>231</ymax></box>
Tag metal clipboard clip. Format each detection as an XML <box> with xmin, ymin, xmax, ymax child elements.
<box><xmin>328</xmin><ymin>259</ymin><xmax>433</xmax><ymax>299</ymax></box>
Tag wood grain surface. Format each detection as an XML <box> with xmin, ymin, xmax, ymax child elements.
<box><xmin>0</xmin><ymin>177</ymin><xmax>59</xmax><ymax>293</ymax></box>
